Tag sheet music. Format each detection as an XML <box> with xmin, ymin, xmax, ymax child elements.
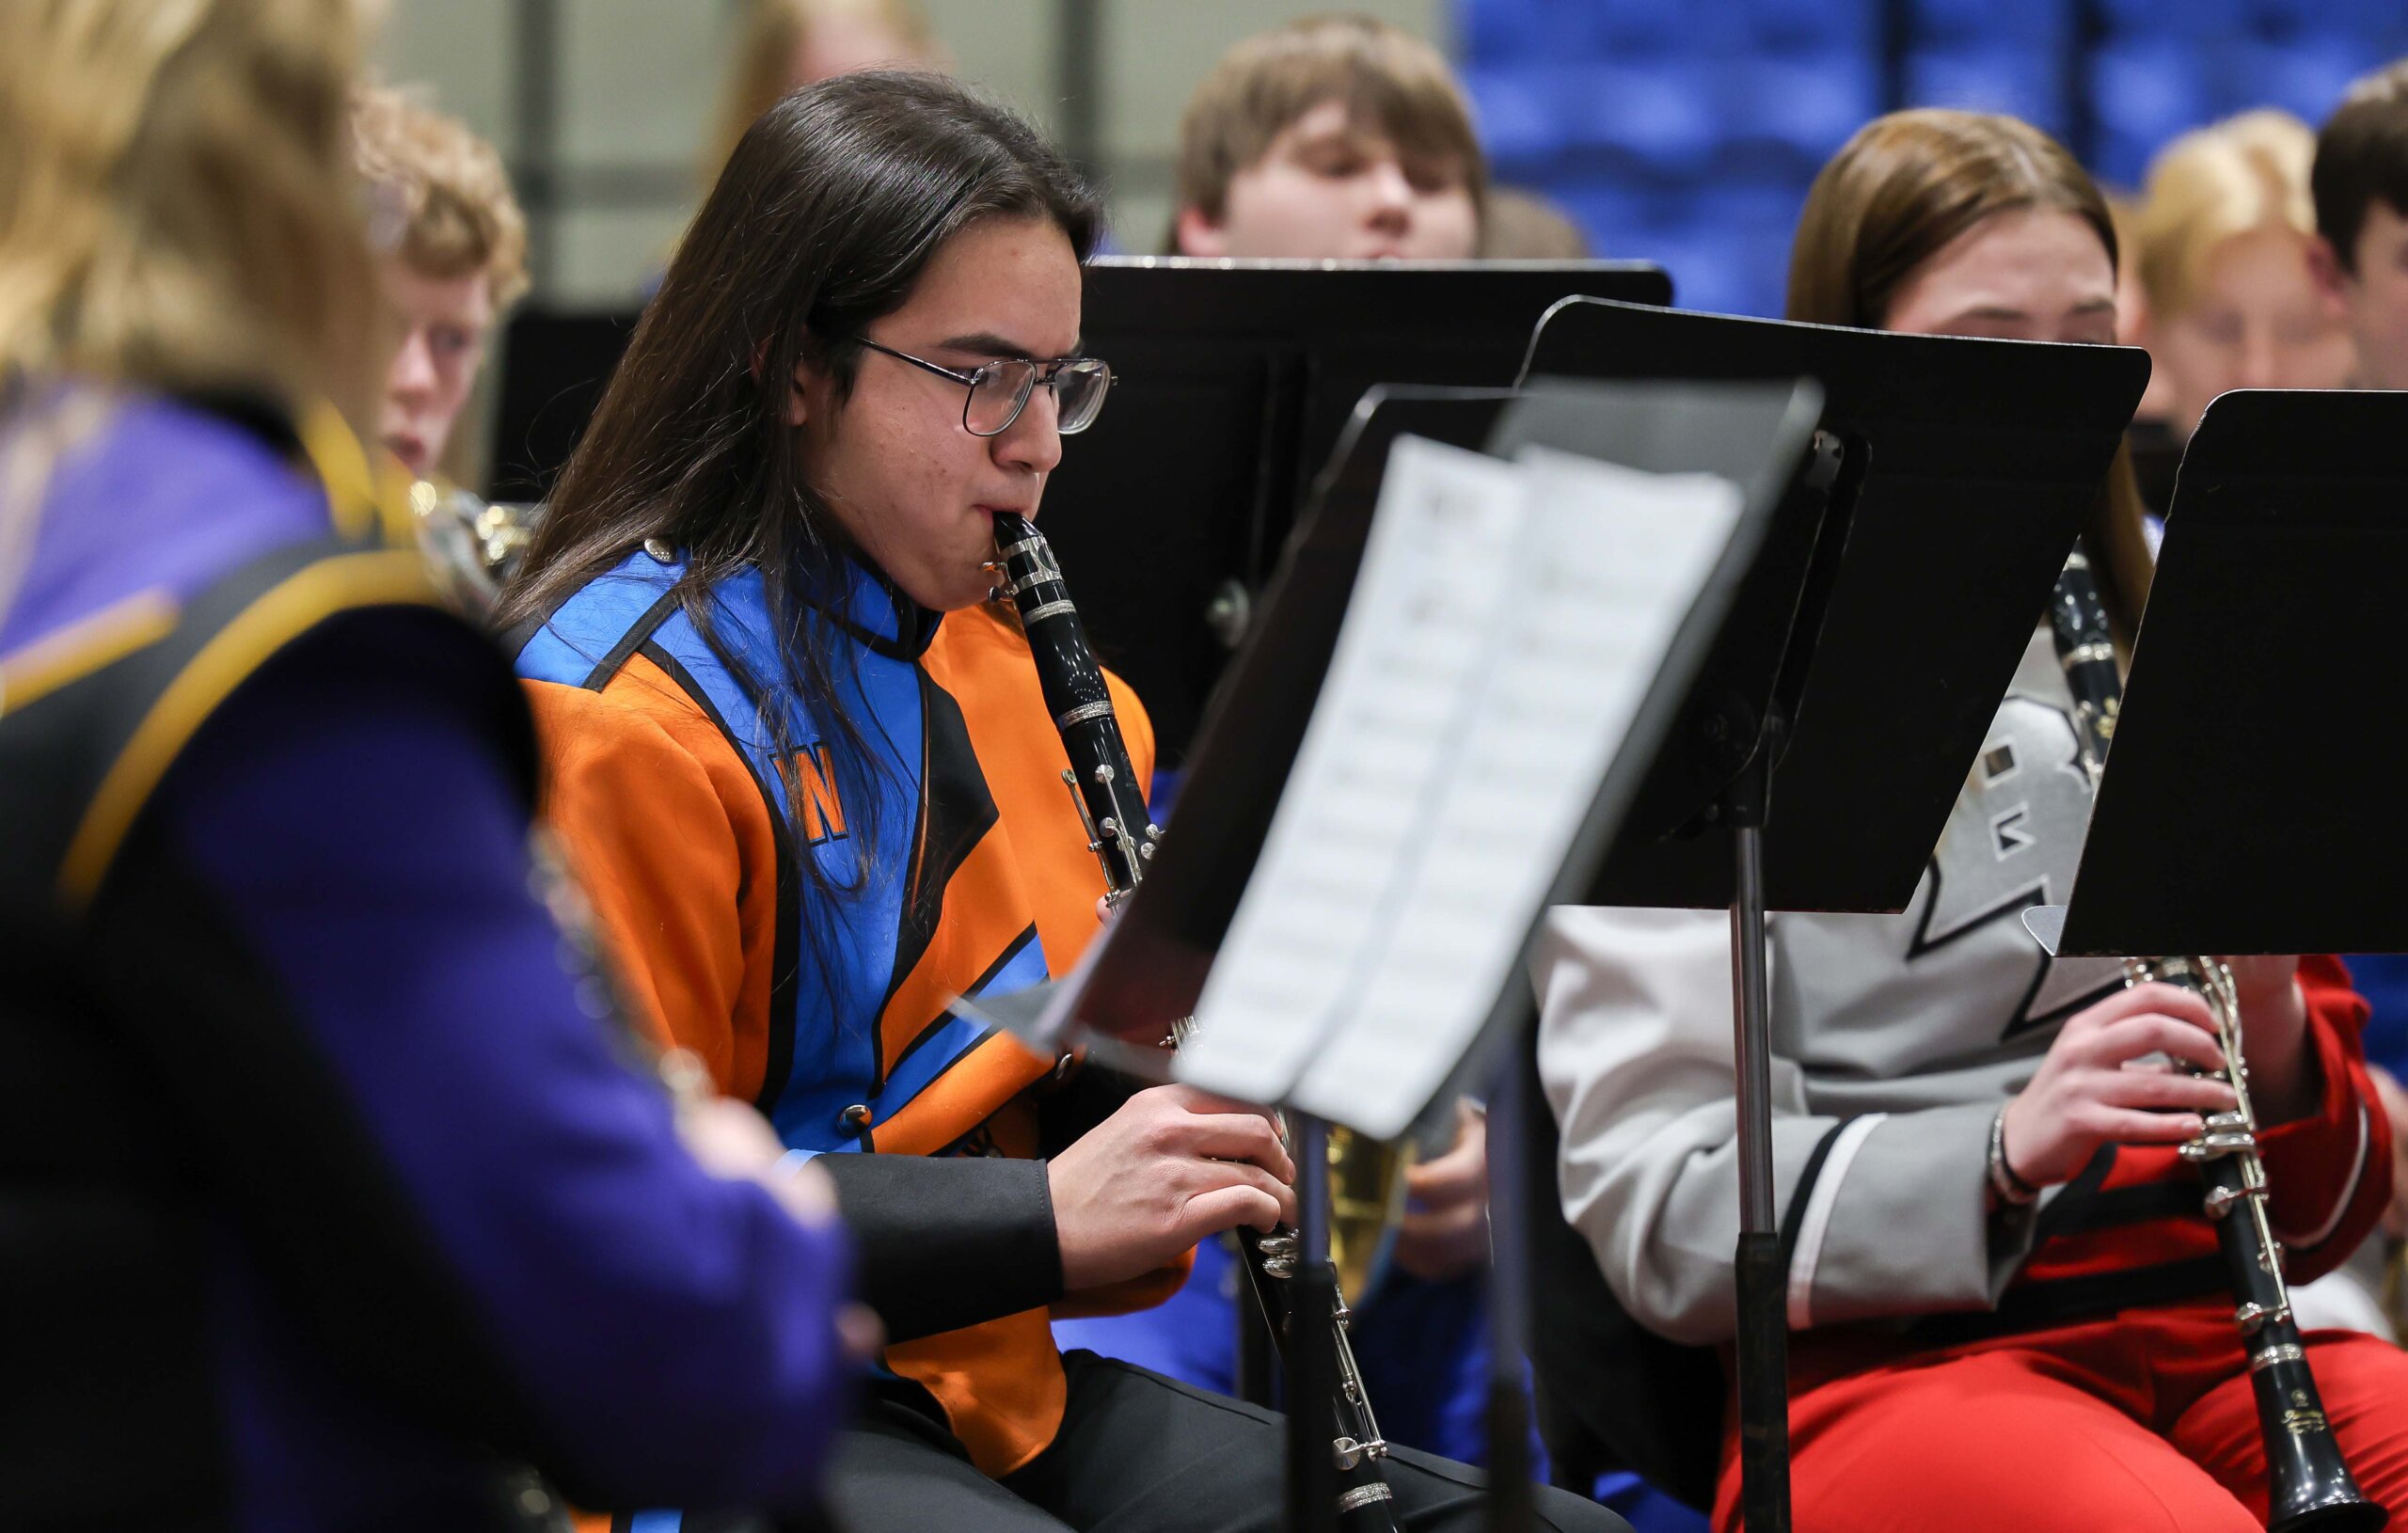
<box><xmin>1176</xmin><ymin>437</ymin><xmax>1531</xmax><ymax>1106</ymax></box>
<box><xmin>1290</xmin><ymin>449</ymin><xmax>1743</xmax><ymax>1134</ymax></box>
<box><xmin>1177</xmin><ymin>438</ymin><xmax>1743</xmax><ymax>1134</ymax></box>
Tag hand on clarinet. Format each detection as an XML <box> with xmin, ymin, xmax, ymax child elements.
<box><xmin>1393</xmin><ymin>1099</ymin><xmax>1491</xmax><ymax>1283</ymax></box>
<box><xmin>2000</xmin><ymin>982</ymin><xmax>2238</xmax><ymax>1189</ymax></box>
<box><xmin>1048</xmin><ymin>1083</ymin><xmax>1299</xmax><ymax>1291</ymax></box>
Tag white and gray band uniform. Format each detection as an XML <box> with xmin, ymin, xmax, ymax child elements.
<box><xmin>1535</xmin><ymin>626</ymin><xmax>2373</xmax><ymax>1347</ymax></box>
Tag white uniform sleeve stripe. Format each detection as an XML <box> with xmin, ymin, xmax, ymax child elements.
<box><xmin>2280</xmin><ymin>1102</ymin><xmax>2369</xmax><ymax>1251</ymax></box>
<box><xmin>1786</xmin><ymin>1114</ymin><xmax>1886</xmax><ymax>1330</ymax></box>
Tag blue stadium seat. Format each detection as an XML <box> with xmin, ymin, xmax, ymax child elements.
<box><xmin>1667</xmin><ymin>183</ymin><xmax>1801</xmax><ymax>317</ymax></box>
<box><xmin>2089</xmin><ymin>38</ymin><xmax>2216</xmax><ymax>186</ymax></box>
<box><xmin>1528</xmin><ymin>0</ymin><xmax>1698</xmax><ymax>55</ymax></box>
<box><xmin>1456</xmin><ymin>0</ymin><xmax>1554</xmax><ymax>65</ymax></box>
<box><xmin>1462</xmin><ymin>62</ymin><xmax>1569</xmax><ymax>177</ymax></box>
<box><xmin>2224</xmin><ymin>37</ymin><xmax>2377</xmax><ymax>125</ymax></box>
<box><xmin>1718</xmin><ymin>53</ymin><xmax>1879</xmax><ymax>169</ymax></box>
<box><xmin>1558</xmin><ymin>59</ymin><xmax>1720</xmax><ymax>175</ymax></box>
<box><xmin>1736</xmin><ymin>0</ymin><xmax>1877</xmax><ymax>55</ymax></box>
<box><xmin>2091</xmin><ymin>0</ymin><xmax>2247</xmax><ymax>40</ymax></box>
<box><xmin>1551</xmin><ymin>180</ymin><xmax>1660</xmax><ymax>256</ymax></box>
<box><xmin>1635</xmin><ymin>228</ymin><xmax>1752</xmax><ymax>316</ymax></box>
<box><xmin>1905</xmin><ymin>0</ymin><xmax>2070</xmax><ymax>49</ymax></box>
<box><xmin>2242</xmin><ymin>0</ymin><xmax>2403</xmax><ymax>41</ymax></box>
<box><xmin>1905</xmin><ymin>44</ymin><xmax>2072</xmax><ymax>138</ymax></box>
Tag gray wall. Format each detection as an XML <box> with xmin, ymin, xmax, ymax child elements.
<box><xmin>372</xmin><ymin>0</ymin><xmax>1447</xmax><ymax>306</ymax></box>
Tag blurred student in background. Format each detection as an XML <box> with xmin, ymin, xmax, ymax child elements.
<box><xmin>704</xmin><ymin>0</ymin><xmax>938</xmax><ymax>189</ymax></box>
<box><xmin>2131</xmin><ymin>110</ymin><xmax>2353</xmax><ymax>440</ymax></box>
<box><xmin>0</xmin><ymin>3</ymin><xmax>862</xmax><ymax>1525</ymax></box>
<box><xmin>355</xmin><ymin>84</ymin><xmax>528</xmax><ymax>485</ymax></box>
<box><xmin>1170</xmin><ymin>14</ymin><xmax>1483</xmax><ymax>261</ymax></box>
<box><xmin>1481</xmin><ymin>186</ymin><xmax>1593</xmax><ymax>260</ymax></box>
<box><xmin>2314</xmin><ymin>59</ymin><xmax>2408</xmax><ymax>396</ymax></box>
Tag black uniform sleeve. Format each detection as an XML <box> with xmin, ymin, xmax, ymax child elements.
<box><xmin>816</xmin><ymin>1153</ymin><xmax>1062</xmax><ymax>1341</ymax></box>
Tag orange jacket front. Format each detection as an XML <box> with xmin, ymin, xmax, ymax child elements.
<box><xmin>516</xmin><ymin>549</ymin><xmax>1186</xmax><ymax>1475</ymax></box>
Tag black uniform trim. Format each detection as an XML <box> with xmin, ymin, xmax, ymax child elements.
<box><xmin>1906</xmin><ymin>1254</ymin><xmax>2229</xmax><ymax>1348</ymax></box>
<box><xmin>1777</xmin><ymin>1119</ymin><xmax>1850</xmax><ymax>1278</ymax></box>
<box><xmin>579</xmin><ymin>587</ymin><xmax>684</xmax><ymax>691</ymax></box>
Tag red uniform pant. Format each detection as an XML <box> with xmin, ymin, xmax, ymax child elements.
<box><xmin>1712</xmin><ymin>1300</ymin><xmax>2408</xmax><ymax>1532</ymax></box>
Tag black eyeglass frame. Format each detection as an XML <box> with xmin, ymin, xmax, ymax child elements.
<box><xmin>854</xmin><ymin>337</ymin><xmax>1115</xmax><ymax>437</ymax></box>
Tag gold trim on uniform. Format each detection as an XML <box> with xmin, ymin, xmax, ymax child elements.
<box><xmin>57</xmin><ymin>549</ymin><xmax>441</xmax><ymax>907</ymax></box>
<box><xmin>0</xmin><ymin>588</ymin><xmax>178</xmax><ymax>717</ymax></box>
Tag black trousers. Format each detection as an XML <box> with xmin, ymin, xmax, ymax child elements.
<box><xmin>822</xmin><ymin>1350</ymin><xmax>1630</xmax><ymax>1533</ymax></box>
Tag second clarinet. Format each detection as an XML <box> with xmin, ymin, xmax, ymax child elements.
<box><xmin>2047</xmin><ymin>546</ymin><xmax>2384</xmax><ymax>1533</ymax></box>
<box><xmin>990</xmin><ymin>511</ymin><xmax>1402</xmax><ymax>1532</ymax></box>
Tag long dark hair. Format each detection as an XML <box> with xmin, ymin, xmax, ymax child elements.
<box><xmin>1787</xmin><ymin>108</ymin><xmax>2154</xmax><ymax>640</ymax></box>
<box><xmin>501</xmin><ymin>70</ymin><xmax>1098</xmax><ymax>958</ymax></box>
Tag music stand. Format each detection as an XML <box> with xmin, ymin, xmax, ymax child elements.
<box><xmin>2029</xmin><ymin>387</ymin><xmax>2408</xmax><ymax>959</ymax></box>
<box><xmin>1045</xmin><ymin>258</ymin><xmax>1670</xmax><ymax>761</ymax></box>
<box><xmin>1520</xmin><ymin>297</ymin><xmax>2151</xmax><ymax>1532</ymax></box>
<box><xmin>485</xmin><ymin>305</ymin><xmax>642</xmax><ymax>502</ymax></box>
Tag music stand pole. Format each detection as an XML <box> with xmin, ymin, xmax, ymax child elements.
<box><xmin>1483</xmin><ymin>1033</ymin><xmax>1538</xmax><ymax>1533</ymax></box>
<box><xmin>1727</xmin><ymin>756</ymin><xmax>1791</xmax><ymax>1532</ymax></box>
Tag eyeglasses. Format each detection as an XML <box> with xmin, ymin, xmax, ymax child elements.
<box><xmin>855</xmin><ymin>337</ymin><xmax>1115</xmax><ymax>437</ymax></box>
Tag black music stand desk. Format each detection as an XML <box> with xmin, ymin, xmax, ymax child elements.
<box><xmin>2029</xmin><ymin>387</ymin><xmax>2408</xmax><ymax>959</ymax></box>
<box><xmin>1045</xmin><ymin>258</ymin><xmax>1669</xmax><ymax>761</ymax></box>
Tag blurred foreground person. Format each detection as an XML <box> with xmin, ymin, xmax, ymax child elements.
<box><xmin>0</xmin><ymin>4</ymin><xmax>861</xmax><ymax>1527</ymax></box>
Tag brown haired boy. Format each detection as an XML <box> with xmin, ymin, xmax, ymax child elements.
<box><xmin>2311</xmin><ymin>59</ymin><xmax>2408</xmax><ymax>389</ymax></box>
<box><xmin>354</xmin><ymin>85</ymin><xmax>529</xmax><ymax>480</ymax></box>
<box><xmin>1171</xmin><ymin>14</ymin><xmax>1485</xmax><ymax>261</ymax></box>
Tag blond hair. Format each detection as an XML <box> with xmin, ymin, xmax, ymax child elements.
<box><xmin>1175</xmin><ymin>14</ymin><xmax>1486</xmax><ymax>225</ymax></box>
<box><xmin>2133</xmin><ymin>109</ymin><xmax>2319</xmax><ymax>317</ymax></box>
<box><xmin>0</xmin><ymin>0</ymin><xmax>374</xmax><ymax>422</ymax></box>
<box><xmin>703</xmin><ymin>0</ymin><xmax>933</xmax><ymax>189</ymax></box>
<box><xmin>353</xmin><ymin>83</ymin><xmax>529</xmax><ymax>307</ymax></box>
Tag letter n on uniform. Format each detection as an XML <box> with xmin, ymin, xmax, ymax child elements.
<box><xmin>785</xmin><ymin>744</ymin><xmax>848</xmax><ymax>846</ymax></box>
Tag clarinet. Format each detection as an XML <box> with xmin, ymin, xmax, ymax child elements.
<box><xmin>990</xmin><ymin>512</ymin><xmax>1402</xmax><ymax>1532</ymax></box>
<box><xmin>2047</xmin><ymin>545</ymin><xmax>2385</xmax><ymax>1533</ymax></box>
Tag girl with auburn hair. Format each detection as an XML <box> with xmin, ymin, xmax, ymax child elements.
<box><xmin>1539</xmin><ymin>107</ymin><xmax>2405</xmax><ymax>1533</ymax></box>
<box><xmin>0</xmin><ymin>3</ymin><xmax>862</xmax><ymax>1525</ymax></box>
